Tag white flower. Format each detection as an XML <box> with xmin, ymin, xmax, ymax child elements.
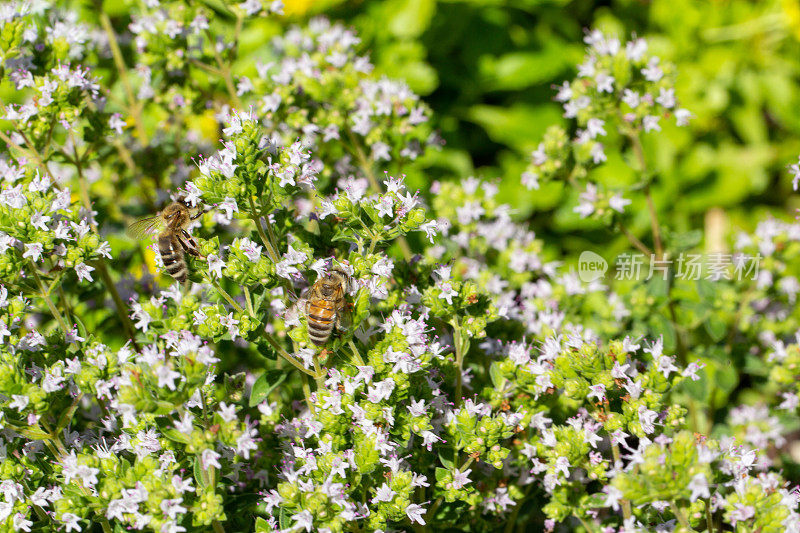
<box><xmin>418</xmin><ymin>220</ymin><xmax>438</xmax><ymax>243</ymax></box>
<box><xmin>643</xmin><ymin>115</ymin><xmax>661</xmax><ymax>132</ymax></box>
<box><xmin>75</xmin><ymin>262</ymin><xmax>95</xmax><ymax>282</ymax></box>
<box><xmin>438</xmin><ymin>283</ymin><xmax>458</xmax><ymax>305</ymax></box>
<box><xmin>622</xmin><ymin>89</ymin><xmax>640</xmax><ymax>109</ymax></box>
<box><xmin>237</xmin><ymin>237</ymin><xmax>262</xmax><ymax>263</ymax></box>
<box><xmin>675</xmin><ymin>108</ymin><xmax>692</xmax><ymax>126</ymax></box>
<box><xmin>30</xmin><ymin>211</ymin><xmax>51</xmax><ymax>230</ymax></box>
<box><xmin>181</xmin><ymin>181</ymin><xmax>203</xmax><ymax>207</ymax></box>
<box><xmin>729</xmin><ymin>504</ymin><xmax>755</xmax><ymax>526</ymax></box>
<box><xmin>291</xmin><ymin>510</ymin><xmax>313</xmax><ymax>532</ymax></box>
<box><xmin>207</xmin><ymin>254</ymin><xmax>225</xmax><ymax>278</ymax></box>
<box><xmin>638</xmin><ymin>405</ymin><xmax>658</xmax><ymax>434</ymax></box>
<box><xmin>201</xmin><ymin>449</ymin><xmax>221</xmax><ymax>470</ymax></box>
<box><xmin>10</xmin><ymin>395</ymin><xmax>29</xmax><ymax>412</ymax></box>
<box><xmin>371</xmin><ymin>483</ymin><xmax>396</xmax><ymax>503</ymax></box>
<box><xmin>217</xmin><ymin>197</ymin><xmax>239</xmax><ymax>223</ymax></box>
<box><xmin>595</xmin><ymin>72</ymin><xmax>615</xmax><ymax>93</ymax></box>
<box><xmin>682</xmin><ymin>362</ymin><xmax>705</xmax><ymax>381</ymax></box>
<box><xmin>655</xmin><ymin>87</ymin><xmax>675</xmax><ymax>108</ymax></box>
<box><xmin>586</xmin><ymin>118</ymin><xmax>606</xmax><ymax>139</ymax></box>
<box><xmin>625</xmin><ymin>38</ymin><xmax>647</xmax><ymax>61</ymax></box>
<box><xmin>641</xmin><ymin>57</ymin><xmax>663</xmax><ymax>82</ymax></box>
<box><xmin>108</xmin><ymin>113</ymin><xmax>126</xmax><ymax>134</ymax></box>
<box><xmin>521</xmin><ymin>171</ymin><xmax>539</xmax><ymax>190</ymax></box>
<box><xmin>62</xmin><ymin>512</ymin><xmax>83</xmax><ymax>532</ymax></box>
<box><xmin>604</xmin><ymin>485</ymin><xmax>624</xmax><ymax>511</ymax></box>
<box><xmin>406</xmin><ymin>503</ymin><xmax>426</xmax><ymax>525</ymax></box>
<box><xmin>155</xmin><ymin>365</ymin><xmax>181</xmax><ymax>390</ymax></box>
<box><xmin>23</xmin><ymin>242</ymin><xmax>43</xmax><ymax>262</ymax></box>
<box><xmin>451</xmin><ymin>468</ymin><xmax>472</xmax><ymax>489</ymax></box>
<box><xmin>688</xmin><ymin>473</ymin><xmax>710</xmax><ymax>502</ymax></box>
<box><xmin>609</xmin><ymin>194</ymin><xmax>631</xmax><ymax>213</ymax></box>
<box><xmin>587</xmin><ymin>384</ymin><xmax>606</xmax><ymax>401</ymax></box>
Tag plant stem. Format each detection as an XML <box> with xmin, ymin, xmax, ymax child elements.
<box><xmin>207</xmin><ymin>30</ymin><xmax>243</xmax><ymax>108</ymax></box>
<box><xmin>349</xmin><ymin>340</ymin><xmax>365</xmax><ymax>366</ymax></box>
<box><xmin>704</xmin><ymin>498</ymin><xmax>714</xmax><ymax>532</ymax></box>
<box><xmin>644</xmin><ymin>186</ymin><xmax>664</xmax><ymax>260</ymax></box>
<box><xmin>575</xmin><ymin>514</ymin><xmax>596</xmax><ymax>533</ymax></box>
<box><xmin>617</xmin><ymin>221</ymin><xmax>654</xmax><ymax>258</ymax></box>
<box><xmin>301</xmin><ymin>372</ymin><xmax>314</xmax><ymax>412</ymax></box>
<box><xmin>213</xmin><ymin>521</ymin><xmax>226</xmax><ymax>533</ymax></box>
<box><xmin>313</xmin><ymin>353</ymin><xmax>325</xmax><ymax>388</ymax></box>
<box><xmin>609</xmin><ymin>441</ymin><xmax>633</xmax><ymax>520</ymax></box>
<box><xmin>248</xmin><ymin>197</ymin><xmax>297</xmax><ymax>299</ymax></box>
<box><xmin>670</xmin><ymin>501</ymin><xmax>691</xmax><ymax>529</ymax></box>
<box><xmin>248</xmin><ymin>196</ymin><xmax>279</xmax><ymax>262</ymax></box>
<box><xmin>99</xmin><ymin>12</ymin><xmax>148</xmax><ymax>144</ymax></box>
<box><xmin>627</xmin><ymin>131</ymin><xmax>663</xmax><ymax>259</ymax></box>
<box><xmin>243</xmin><ymin>286</ymin><xmax>255</xmax><ymax>316</ymax></box>
<box><xmin>0</xmin><ymin>129</ymin><xmax>50</xmax><ymax>177</ymax></box>
<box><xmin>42</xmin><ymin>429</ymin><xmax>114</xmax><ymax>532</ymax></box>
<box><xmin>30</xmin><ymin>263</ymin><xmax>69</xmax><ymax>334</ymax></box>
<box><xmin>451</xmin><ymin>319</ymin><xmax>467</xmax><ymax>407</ymax></box>
<box><xmin>256</xmin><ymin>328</ymin><xmax>320</xmax><ymax>378</ymax></box>
<box><xmin>347</xmin><ymin>131</ymin><xmax>413</xmax><ymax>260</ymax></box>
<box><xmin>97</xmin><ymin>261</ymin><xmax>140</xmax><ymax>350</ymax></box>
<box><xmin>210</xmin><ymin>277</ymin><xmax>245</xmax><ymax>313</ymax></box>
<box><xmin>214</xmin><ymin>281</ymin><xmax>316</xmax><ymax>375</ymax></box>
<box><xmin>68</xmin><ymin>137</ymin><xmax>140</xmax><ymax>348</ymax></box>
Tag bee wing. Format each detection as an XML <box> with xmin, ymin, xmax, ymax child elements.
<box><xmin>126</xmin><ymin>215</ymin><xmax>163</xmax><ymax>239</ymax></box>
<box><xmin>336</xmin><ymin>307</ymin><xmax>352</xmax><ymax>331</ymax></box>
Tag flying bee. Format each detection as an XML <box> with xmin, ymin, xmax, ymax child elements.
<box><xmin>301</xmin><ymin>265</ymin><xmax>353</xmax><ymax>347</ymax></box>
<box><xmin>126</xmin><ymin>199</ymin><xmax>205</xmax><ymax>284</ymax></box>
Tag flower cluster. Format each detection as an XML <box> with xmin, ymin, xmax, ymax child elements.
<box><xmin>523</xmin><ymin>31</ymin><xmax>690</xmax><ymax>223</ymax></box>
<box><xmin>1</xmin><ymin>4</ymin><xmax>800</xmax><ymax>533</ymax></box>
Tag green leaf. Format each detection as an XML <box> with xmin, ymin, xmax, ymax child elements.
<box><xmin>583</xmin><ymin>492</ymin><xmax>608</xmax><ymax>508</ymax></box>
<box><xmin>249</xmin><ymin>369</ymin><xmax>288</xmax><ymax>407</ymax></box>
<box><xmin>56</xmin><ymin>397</ymin><xmax>82</xmax><ymax>433</ymax></box>
<box><xmin>279</xmin><ymin>508</ymin><xmax>291</xmax><ymax>530</ymax></box>
<box><xmin>489</xmin><ymin>362</ymin><xmax>505</xmax><ymax>389</ymax></box>
<box><xmin>478</xmin><ymin>43</ymin><xmax>581</xmax><ymax>91</ymax></box>
<box><xmin>704</xmin><ymin>314</ymin><xmax>727</xmax><ymax>342</ymax></box>
<box><xmin>466</xmin><ymin>104</ymin><xmax>564</xmax><ymax>152</ymax></box>
<box><xmin>646</xmin><ymin>276</ymin><xmax>669</xmax><ymax>299</ymax></box>
<box><xmin>649</xmin><ymin>314</ymin><xmax>676</xmax><ymax>352</ymax></box>
<box><xmin>435</xmin><ymin>467</ymin><xmax>450</xmax><ymax>482</ymax></box>
<box><xmin>155</xmin><ymin>416</ymin><xmax>190</xmax><ymax>444</ymax></box>
<box><xmin>695</xmin><ymin>279</ymin><xmax>716</xmax><ymax>300</ymax></box>
<box><xmin>670</xmin><ymin>230</ymin><xmax>703</xmax><ymax>252</ymax></box>
<box><xmin>162</xmin><ymin>428</ymin><xmax>192</xmax><ymax>445</ymax></box>
<box><xmin>387</xmin><ymin>0</ymin><xmax>436</xmax><ymax>38</ymax></box>
<box><xmin>682</xmin><ymin>364</ymin><xmax>709</xmax><ymax>401</ymax></box>
<box><xmin>194</xmin><ymin>456</ymin><xmax>207</xmax><ymax>490</ymax></box>
<box><xmin>438</xmin><ymin>448</ymin><xmax>455</xmax><ymax>470</ymax></box>
<box><xmin>255</xmin><ymin>517</ymin><xmax>270</xmax><ymax>532</ymax></box>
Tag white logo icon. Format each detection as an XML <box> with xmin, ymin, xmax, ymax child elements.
<box><xmin>578</xmin><ymin>251</ymin><xmax>608</xmax><ymax>283</ymax></box>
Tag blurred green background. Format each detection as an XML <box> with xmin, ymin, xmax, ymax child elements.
<box><xmin>289</xmin><ymin>0</ymin><xmax>800</xmax><ymax>259</ymax></box>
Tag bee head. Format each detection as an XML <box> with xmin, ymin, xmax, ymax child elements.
<box><xmin>322</xmin><ymin>265</ymin><xmax>352</xmax><ymax>294</ymax></box>
<box><xmin>162</xmin><ymin>202</ymin><xmax>190</xmax><ymax>227</ymax></box>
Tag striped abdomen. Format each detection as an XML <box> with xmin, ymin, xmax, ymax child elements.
<box><xmin>306</xmin><ymin>298</ymin><xmax>340</xmax><ymax>346</ymax></box>
<box><xmin>158</xmin><ymin>233</ymin><xmax>187</xmax><ymax>283</ymax></box>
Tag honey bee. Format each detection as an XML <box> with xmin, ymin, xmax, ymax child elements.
<box><xmin>302</xmin><ymin>265</ymin><xmax>352</xmax><ymax>346</ymax></box>
<box><xmin>126</xmin><ymin>199</ymin><xmax>205</xmax><ymax>284</ymax></box>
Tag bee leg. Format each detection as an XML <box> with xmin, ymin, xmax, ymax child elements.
<box><xmin>190</xmin><ymin>210</ymin><xmax>204</xmax><ymax>220</ymax></box>
<box><xmin>180</xmin><ymin>230</ymin><xmax>206</xmax><ymax>259</ymax></box>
